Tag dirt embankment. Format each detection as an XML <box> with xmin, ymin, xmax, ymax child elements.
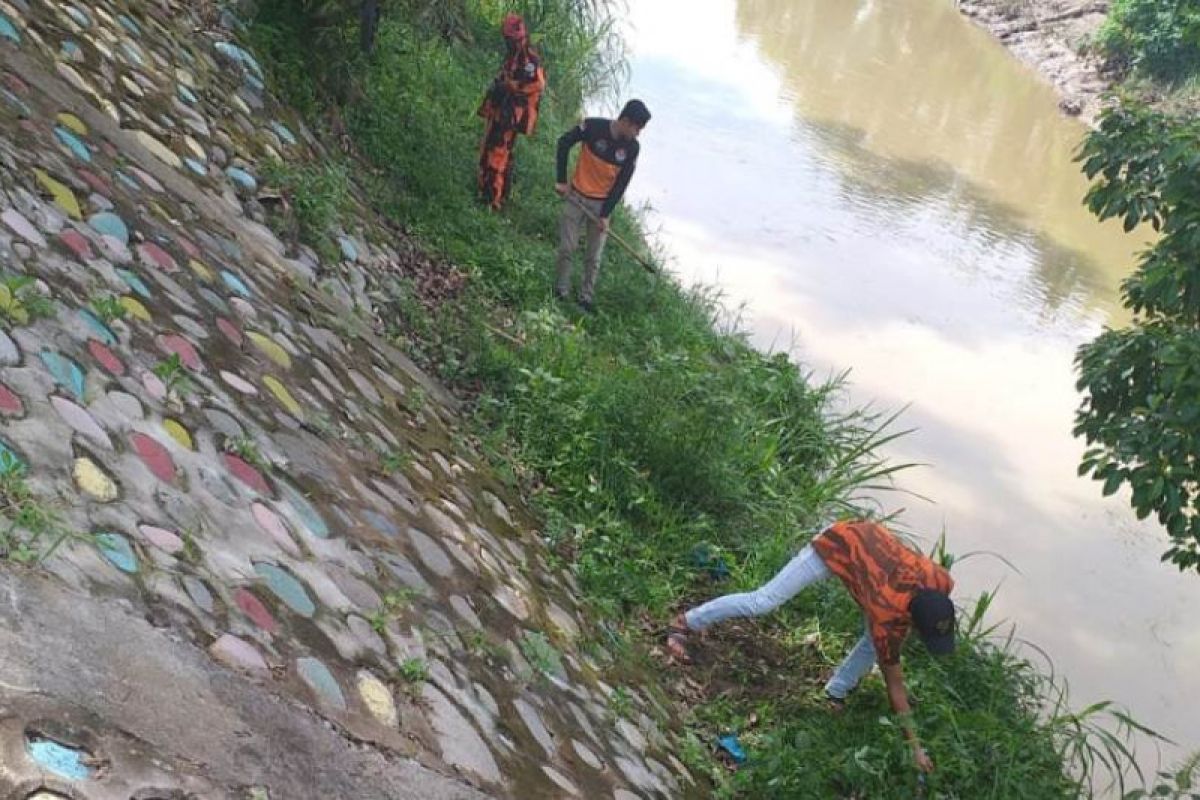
<box><xmin>957</xmin><ymin>0</ymin><xmax>1113</xmax><ymax>124</ymax></box>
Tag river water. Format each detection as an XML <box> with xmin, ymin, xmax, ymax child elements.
<box><xmin>613</xmin><ymin>0</ymin><xmax>1199</xmax><ymax>779</ymax></box>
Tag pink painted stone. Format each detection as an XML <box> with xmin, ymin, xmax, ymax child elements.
<box><xmin>252</xmin><ymin>502</ymin><xmax>299</xmax><ymax>556</ymax></box>
<box><xmin>234</xmin><ymin>588</ymin><xmax>277</xmax><ymax>633</ymax></box>
<box><xmin>138</xmin><ymin>242</ymin><xmax>178</xmax><ymax>272</ymax></box>
<box><xmin>131</xmin><ymin>167</ymin><xmax>163</xmax><ymax>193</ymax></box>
<box><xmin>60</xmin><ymin>229</ymin><xmax>94</xmax><ymax>260</ymax></box>
<box><xmin>3</xmin><ymin>73</ymin><xmax>27</xmax><ymax>94</ymax></box>
<box><xmin>137</xmin><ymin>524</ymin><xmax>184</xmax><ymax>554</ymax></box>
<box><xmin>2</xmin><ymin>209</ymin><xmax>47</xmax><ymax>247</ymax></box>
<box><xmin>131</xmin><ymin>432</ymin><xmax>175</xmax><ymax>483</ymax></box>
<box><xmin>101</xmin><ymin>141</ymin><xmax>120</xmax><ymax>159</ymax></box>
<box><xmin>77</xmin><ymin>169</ymin><xmax>113</xmax><ymax>196</ymax></box>
<box><xmin>216</xmin><ymin>317</ymin><xmax>242</xmax><ymax>346</ymax></box>
<box><xmin>0</xmin><ymin>383</ymin><xmax>23</xmax><ymax>416</ymax></box>
<box><xmin>175</xmin><ymin>234</ymin><xmax>200</xmax><ymax>259</ymax></box>
<box><xmin>220</xmin><ymin>371</ymin><xmax>256</xmax><ymax>395</ymax></box>
<box><xmin>88</xmin><ymin>340</ymin><xmax>125</xmax><ymax>375</ymax></box>
<box><xmin>210</xmin><ymin>634</ymin><xmax>269</xmax><ymax>674</ymax></box>
<box><xmin>50</xmin><ymin>395</ymin><xmax>112</xmax><ymax>449</ymax></box>
<box><xmin>224</xmin><ymin>453</ymin><xmax>270</xmax><ymax>494</ymax></box>
<box><xmin>141</xmin><ymin>371</ymin><xmax>167</xmax><ymax>400</ymax></box>
<box><xmin>157</xmin><ymin>334</ymin><xmax>202</xmax><ymax>371</ymax></box>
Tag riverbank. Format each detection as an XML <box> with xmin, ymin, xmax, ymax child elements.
<box><xmin>957</xmin><ymin>0</ymin><xmax>1112</xmax><ymax>122</ymax></box>
<box><xmin>244</xmin><ymin>2</ymin><xmax>1147</xmax><ymax>796</ymax></box>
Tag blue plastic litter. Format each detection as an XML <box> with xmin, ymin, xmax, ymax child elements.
<box><xmin>717</xmin><ymin>734</ymin><xmax>747</xmax><ymax>764</ymax></box>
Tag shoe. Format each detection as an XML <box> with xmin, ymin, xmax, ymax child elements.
<box><xmin>578</xmin><ymin>299</ymin><xmax>595</xmax><ymax>314</ymax></box>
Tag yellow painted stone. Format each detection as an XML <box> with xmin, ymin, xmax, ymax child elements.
<box><xmin>176</xmin><ymin>67</ymin><xmax>196</xmax><ymax>88</ymax></box>
<box><xmin>33</xmin><ymin>169</ymin><xmax>82</xmax><ymax>220</ymax></box>
<box><xmin>184</xmin><ymin>135</ymin><xmax>205</xmax><ymax>161</ymax></box>
<box><xmin>189</xmin><ymin>259</ymin><xmax>214</xmax><ymax>282</ymax></box>
<box><xmin>263</xmin><ymin>376</ymin><xmax>302</xmax><ymax>417</ymax></box>
<box><xmin>150</xmin><ymin>201</ymin><xmax>172</xmax><ymax>223</ymax></box>
<box><xmin>55</xmin><ymin>112</ymin><xmax>88</xmax><ymax>136</ymax></box>
<box><xmin>163</xmin><ymin>419</ymin><xmax>194</xmax><ymax>450</ymax></box>
<box><xmin>248</xmin><ymin>332</ymin><xmax>292</xmax><ymax>369</ymax></box>
<box><xmin>357</xmin><ymin>673</ymin><xmax>398</xmax><ymax>727</ymax></box>
<box><xmin>119</xmin><ymin>296</ymin><xmax>151</xmax><ymax>322</ymax></box>
<box><xmin>74</xmin><ymin>457</ymin><xmax>118</xmax><ymax>502</ymax></box>
<box><xmin>120</xmin><ymin>75</ymin><xmax>144</xmax><ymax>99</ymax></box>
<box><xmin>134</xmin><ymin>130</ymin><xmax>181</xmax><ymax>169</ymax></box>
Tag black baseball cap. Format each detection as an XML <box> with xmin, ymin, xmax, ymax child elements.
<box><xmin>910</xmin><ymin>589</ymin><xmax>956</xmax><ymax>656</ymax></box>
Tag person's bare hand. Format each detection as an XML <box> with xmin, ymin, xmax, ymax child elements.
<box><xmin>598</xmin><ymin>216</ymin><xmax>610</xmax><ymax>232</ymax></box>
<box><xmin>554</xmin><ymin>182</ymin><xmax>569</xmax><ymax>197</ymax></box>
<box><xmin>914</xmin><ymin>747</ymin><xmax>934</xmax><ymax>774</ymax></box>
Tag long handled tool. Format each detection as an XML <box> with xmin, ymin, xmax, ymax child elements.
<box><xmin>564</xmin><ymin>192</ymin><xmax>657</xmax><ymax>273</ymax></box>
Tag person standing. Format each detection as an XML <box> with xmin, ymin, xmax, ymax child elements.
<box><xmin>666</xmin><ymin>519</ymin><xmax>956</xmax><ymax>774</ymax></box>
<box><xmin>477</xmin><ymin>13</ymin><xmax>545</xmax><ymax>210</ymax></box>
<box><xmin>554</xmin><ymin>100</ymin><xmax>651</xmax><ymax>312</ymax></box>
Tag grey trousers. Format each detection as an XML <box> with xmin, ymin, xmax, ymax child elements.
<box><xmin>555</xmin><ymin>192</ymin><xmax>608</xmax><ymax>303</ymax></box>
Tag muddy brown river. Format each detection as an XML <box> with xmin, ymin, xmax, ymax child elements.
<box><xmin>615</xmin><ymin>0</ymin><xmax>1199</xmax><ymax>781</ymax></box>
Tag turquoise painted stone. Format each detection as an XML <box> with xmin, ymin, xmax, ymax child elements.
<box><xmin>0</xmin><ymin>439</ymin><xmax>24</xmax><ymax>471</ymax></box>
<box><xmin>78</xmin><ymin>309</ymin><xmax>116</xmax><ymax>345</ymax></box>
<box><xmin>26</xmin><ymin>738</ymin><xmax>91</xmax><ymax>780</ymax></box>
<box><xmin>178</xmin><ymin>85</ymin><xmax>198</xmax><ymax>104</ymax></box>
<box><xmin>54</xmin><ymin>127</ymin><xmax>90</xmax><ymax>162</ymax></box>
<box><xmin>221</xmin><ymin>270</ymin><xmax>252</xmax><ymax>298</ymax></box>
<box><xmin>116</xmin><ymin>268</ymin><xmax>151</xmax><ymax>298</ymax></box>
<box><xmin>254</xmin><ymin>563</ymin><xmax>315</xmax><ymax>617</ymax></box>
<box><xmin>0</xmin><ymin>14</ymin><xmax>20</xmax><ymax>44</ymax></box>
<box><xmin>115</xmin><ymin>171</ymin><xmax>140</xmax><ymax>191</ymax></box>
<box><xmin>270</xmin><ymin>122</ymin><xmax>297</xmax><ymax>146</ymax></box>
<box><xmin>337</xmin><ymin>236</ymin><xmax>358</xmax><ymax>262</ymax></box>
<box><xmin>65</xmin><ymin>6</ymin><xmax>91</xmax><ymax>27</ymax></box>
<box><xmin>39</xmin><ymin>351</ymin><xmax>86</xmax><ymax>400</ymax></box>
<box><xmin>226</xmin><ymin>167</ymin><xmax>257</xmax><ymax>192</ymax></box>
<box><xmin>120</xmin><ymin>41</ymin><xmax>144</xmax><ymax>66</ymax></box>
<box><xmin>215</xmin><ymin>42</ymin><xmax>263</xmax><ymax>77</ymax></box>
<box><xmin>61</xmin><ymin>40</ymin><xmax>82</xmax><ymax>59</ymax></box>
<box><xmin>279</xmin><ymin>482</ymin><xmax>329</xmax><ymax>539</ymax></box>
<box><xmin>247</xmin><ymin>74</ymin><xmax>265</xmax><ymax>93</ymax></box>
<box><xmin>297</xmin><ymin>657</ymin><xmax>346</xmax><ymax>710</ymax></box>
<box><xmin>96</xmin><ymin>532</ymin><xmax>138</xmax><ymax>573</ymax></box>
<box><xmin>118</xmin><ymin>14</ymin><xmax>142</xmax><ymax>36</ymax></box>
<box><xmin>89</xmin><ymin>212</ymin><xmax>128</xmax><ymax>245</ymax></box>
<box><xmin>185</xmin><ymin>158</ymin><xmax>206</xmax><ymax>176</ymax></box>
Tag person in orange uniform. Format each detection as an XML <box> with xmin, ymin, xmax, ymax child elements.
<box><xmin>666</xmin><ymin>519</ymin><xmax>955</xmax><ymax>774</ymax></box>
<box><xmin>553</xmin><ymin>100</ymin><xmax>651</xmax><ymax>311</ymax></box>
<box><xmin>477</xmin><ymin>13</ymin><xmax>545</xmax><ymax>210</ymax></box>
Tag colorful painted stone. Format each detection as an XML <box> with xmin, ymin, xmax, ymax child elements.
<box><xmin>96</xmin><ymin>532</ymin><xmax>138</xmax><ymax>573</ymax></box>
<box><xmin>0</xmin><ymin>439</ymin><xmax>23</xmax><ymax>470</ymax></box>
<box><xmin>189</xmin><ymin>259</ymin><xmax>214</xmax><ymax>282</ymax></box>
<box><xmin>0</xmin><ymin>383</ymin><xmax>23</xmax><ymax>416</ymax></box>
<box><xmin>183</xmin><ymin>576</ymin><xmax>215</xmax><ymax>613</ymax></box>
<box><xmin>34</xmin><ymin>169</ymin><xmax>82</xmax><ymax>219</ymax></box>
<box><xmin>338</xmin><ymin>235</ymin><xmax>358</xmax><ymax>262</ymax></box>
<box><xmin>88</xmin><ymin>211</ymin><xmax>128</xmax><ymax>244</ymax></box>
<box><xmin>138</xmin><ymin>242</ymin><xmax>178</xmax><ymax>272</ymax></box>
<box><xmin>134</xmin><ymin>131</ymin><xmax>182</xmax><ymax>168</ymax></box>
<box><xmin>59</xmin><ymin>229</ymin><xmax>93</xmax><ymax>260</ymax></box>
<box><xmin>278</xmin><ymin>482</ymin><xmax>329</xmax><ymax>539</ymax></box>
<box><xmin>39</xmin><ymin>351</ymin><xmax>86</xmax><ymax>400</ymax></box>
<box><xmin>25</xmin><ymin>737</ymin><xmax>91</xmax><ymax>780</ymax></box>
<box><xmin>247</xmin><ymin>332</ymin><xmax>291</xmax><ymax>369</ymax></box>
<box><xmin>297</xmin><ymin>657</ymin><xmax>345</xmax><ymax>710</ymax></box>
<box><xmin>177</xmin><ymin>84</ymin><xmax>198</xmax><ymax>105</ymax></box>
<box><xmin>53</xmin><ymin>126</ymin><xmax>90</xmax><ymax>162</ymax></box>
<box><xmin>217</xmin><ymin>317</ymin><xmax>242</xmax><ymax>345</ymax></box>
<box><xmin>220</xmin><ymin>370</ymin><xmax>257</xmax><ymax>395</ymax></box>
<box><xmin>270</xmin><ymin>121</ymin><xmax>298</xmax><ymax>146</ymax></box>
<box><xmin>136</xmin><ymin>524</ymin><xmax>184</xmax><ymax>555</ymax></box>
<box><xmin>51</xmin><ymin>396</ymin><xmax>111</xmax><ymax>449</ymax></box>
<box><xmin>119</xmin><ymin>296</ymin><xmax>151</xmax><ymax>322</ymax></box>
<box><xmin>78</xmin><ymin>309</ymin><xmax>116</xmax><ymax>345</ymax></box>
<box><xmin>141</xmin><ymin>370</ymin><xmax>167</xmax><ymax>401</ymax></box>
<box><xmin>225</xmin><ymin>167</ymin><xmax>257</xmax><ymax>193</ymax></box>
<box><xmin>2</xmin><ymin>208</ymin><xmax>46</xmax><ymax>246</ymax></box>
<box><xmin>162</xmin><ymin>418</ymin><xmax>193</xmax><ymax>450</ymax></box>
<box><xmin>221</xmin><ymin>270</ymin><xmax>252</xmax><ymax>298</ymax></box>
<box><xmin>0</xmin><ymin>329</ymin><xmax>19</xmax><ymax>365</ymax></box>
<box><xmin>0</xmin><ymin>15</ymin><xmax>20</xmax><ymax>45</ymax></box>
<box><xmin>234</xmin><ymin>588</ymin><xmax>277</xmax><ymax>633</ymax></box>
<box><xmin>252</xmin><ymin>502</ymin><xmax>299</xmax><ymax>554</ymax></box>
<box><xmin>224</xmin><ymin>452</ymin><xmax>269</xmax><ymax>494</ymax></box>
<box><xmin>86</xmin><ymin>340</ymin><xmax>123</xmax><ymax>376</ymax></box>
<box><xmin>131</xmin><ymin>433</ymin><xmax>175</xmax><ymax>483</ymax></box>
<box><xmin>185</xmin><ymin>158</ymin><xmax>206</xmax><ymax>177</ymax></box>
<box><xmin>118</xmin><ymin>14</ymin><xmax>142</xmax><ymax>36</ymax></box>
<box><xmin>130</xmin><ymin>168</ymin><xmax>163</xmax><ymax>193</ymax></box>
<box><xmin>116</xmin><ymin>268</ymin><xmax>151</xmax><ymax>298</ymax></box>
<box><xmin>358</xmin><ymin>672</ymin><xmax>398</xmax><ymax>726</ymax></box>
<box><xmin>263</xmin><ymin>376</ymin><xmax>301</xmax><ymax>417</ymax></box>
<box><xmin>210</xmin><ymin>633</ymin><xmax>269</xmax><ymax>674</ymax></box>
<box><xmin>55</xmin><ymin>112</ymin><xmax>87</xmax><ymax>136</ymax></box>
<box><xmin>254</xmin><ymin>563</ymin><xmax>315</xmax><ymax>617</ymax></box>
<box><xmin>156</xmin><ymin>334</ymin><xmax>202</xmax><ymax>370</ymax></box>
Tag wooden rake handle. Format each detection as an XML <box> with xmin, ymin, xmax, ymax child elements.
<box><xmin>564</xmin><ymin>192</ymin><xmax>657</xmax><ymax>273</ymax></box>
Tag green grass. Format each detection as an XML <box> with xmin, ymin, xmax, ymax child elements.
<box><xmin>246</xmin><ymin>2</ymin><xmax>1150</xmax><ymax>796</ymax></box>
